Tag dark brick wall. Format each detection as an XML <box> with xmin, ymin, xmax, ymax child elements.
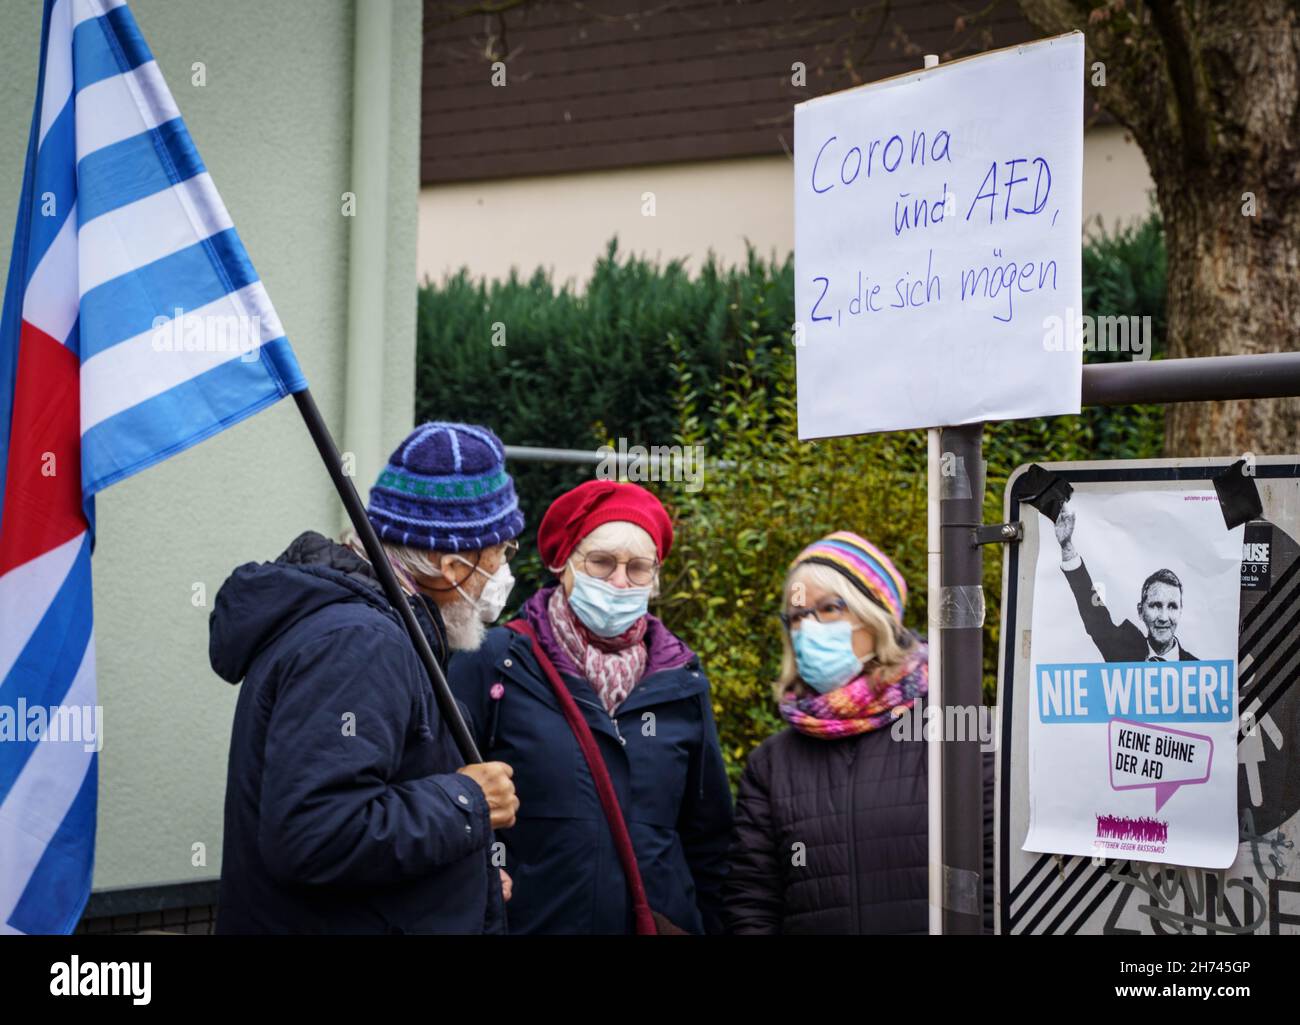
<box><xmin>76</xmin><ymin>903</ymin><xmax>217</xmax><ymax>936</ymax></box>
<box><xmin>74</xmin><ymin>881</ymin><xmax>220</xmax><ymax>935</ymax></box>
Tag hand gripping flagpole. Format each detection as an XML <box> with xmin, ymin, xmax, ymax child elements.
<box><xmin>292</xmin><ymin>389</ymin><xmax>483</xmax><ymax>765</ymax></box>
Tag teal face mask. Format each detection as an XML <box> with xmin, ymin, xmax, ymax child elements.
<box><xmin>567</xmin><ymin>569</ymin><xmax>651</xmax><ymax>638</ymax></box>
<box><xmin>792</xmin><ymin>619</ymin><xmax>864</xmax><ymax>693</ymax></box>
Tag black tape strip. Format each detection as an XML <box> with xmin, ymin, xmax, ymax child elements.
<box><xmin>1237</xmin><ymin>556</ymin><xmax>1300</xmax><ymax>652</ymax></box>
<box><xmin>1018</xmin><ymin>464</ymin><xmax>1074</xmax><ymax>523</ymax></box>
<box><xmin>1008</xmin><ymin>859</ymin><xmax>1065</xmax><ymax>929</ymax></box>
<box><xmin>1212</xmin><ymin>459</ymin><xmax>1264</xmax><ymax>529</ymax></box>
<box><xmin>1240</xmin><ymin>609</ymin><xmax>1300</xmax><ymax>700</ymax></box>
<box><xmin>1240</xmin><ymin>602</ymin><xmax>1300</xmax><ymax>689</ymax></box>
<box><xmin>1044</xmin><ymin>862</ymin><xmax>1110</xmax><ymax>935</ymax></box>
<box><xmin>1009</xmin><ymin>852</ymin><xmax>1052</xmax><ymax>906</ymax></box>
<box><xmin>1023</xmin><ymin>856</ymin><xmax>1091</xmax><ymax>934</ymax></box>
<box><xmin>1246</xmin><ymin>666</ymin><xmax>1299</xmax><ymax>742</ymax></box>
<box><xmin>1064</xmin><ymin>878</ymin><xmax>1123</xmax><ymax>936</ymax></box>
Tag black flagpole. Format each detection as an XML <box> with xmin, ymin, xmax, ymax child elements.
<box><xmin>293</xmin><ymin>389</ymin><xmax>482</xmax><ymax>764</ymax></box>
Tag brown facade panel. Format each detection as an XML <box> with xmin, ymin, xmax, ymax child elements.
<box><xmin>425</xmin><ymin>56</ymin><xmax>808</xmax><ymax>127</ymax></box>
<box><xmin>422</xmin><ymin>0</ymin><xmax>1040</xmax><ymax>185</ymax></box>
<box><xmin>440</xmin><ymin>128</ymin><xmax>788</xmax><ymax>183</ymax></box>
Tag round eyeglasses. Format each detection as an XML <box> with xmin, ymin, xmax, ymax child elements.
<box><xmin>779</xmin><ymin>596</ymin><xmax>849</xmax><ymax>630</ymax></box>
<box><xmin>575</xmin><ymin>550</ymin><xmax>659</xmax><ymax>586</ymax></box>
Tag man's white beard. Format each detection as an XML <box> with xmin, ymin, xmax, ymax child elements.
<box><xmin>441</xmin><ymin>595</ymin><xmax>487</xmax><ymax>652</ymax></box>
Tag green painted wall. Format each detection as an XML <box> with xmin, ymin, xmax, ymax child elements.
<box><xmin>0</xmin><ymin>0</ymin><xmax>422</xmax><ymax>891</ymax></box>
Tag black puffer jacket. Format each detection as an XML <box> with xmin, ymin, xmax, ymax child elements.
<box><xmin>723</xmin><ymin>724</ymin><xmax>993</xmax><ymax>934</ymax></box>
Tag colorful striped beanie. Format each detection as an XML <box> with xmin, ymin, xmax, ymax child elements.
<box><xmin>789</xmin><ymin>531</ymin><xmax>907</xmax><ymax>625</ymax></box>
<box><xmin>367</xmin><ymin>422</ymin><xmax>524</xmax><ymax>552</ymax></box>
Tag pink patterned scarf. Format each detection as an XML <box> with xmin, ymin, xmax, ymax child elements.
<box><xmin>779</xmin><ymin>640</ymin><xmax>929</xmax><ymax>739</ymax></box>
<box><xmin>547</xmin><ymin>586</ymin><xmax>648</xmax><ymax>714</ymax></box>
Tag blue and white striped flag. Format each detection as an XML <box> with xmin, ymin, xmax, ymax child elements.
<box><xmin>0</xmin><ymin>0</ymin><xmax>307</xmax><ymax>933</ymax></box>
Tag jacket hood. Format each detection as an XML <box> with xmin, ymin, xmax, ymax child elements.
<box><xmin>209</xmin><ymin>530</ymin><xmax>434</xmax><ymax>684</ymax></box>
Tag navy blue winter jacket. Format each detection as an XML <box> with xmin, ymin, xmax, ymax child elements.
<box><xmin>209</xmin><ymin>531</ymin><xmax>504</xmax><ymax>934</ymax></box>
<box><xmin>448</xmin><ymin>585</ymin><xmax>733</xmax><ymax>934</ymax></box>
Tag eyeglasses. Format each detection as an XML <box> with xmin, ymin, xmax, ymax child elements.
<box><xmin>779</xmin><ymin>596</ymin><xmax>849</xmax><ymax>630</ymax></box>
<box><xmin>575</xmin><ymin>550</ymin><xmax>659</xmax><ymax>586</ymax></box>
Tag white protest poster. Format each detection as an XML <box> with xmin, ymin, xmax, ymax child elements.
<box><xmin>793</xmin><ymin>33</ymin><xmax>1083</xmax><ymax>439</ymax></box>
<box><xmin>1024</xmin><ymin>490</ymin><xmax>1244</xmax><ymax>868</ymax></box>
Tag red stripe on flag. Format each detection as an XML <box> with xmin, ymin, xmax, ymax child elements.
<box><xmin>0</xmin><ymin>320</ymin><xmax>86</xmax><ymax>576</ymax></box>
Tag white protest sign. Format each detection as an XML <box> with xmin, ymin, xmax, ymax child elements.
<box><xmin>793</xmin><ymin>33</ymin><xmax>1084</xmax><ymax>439</ymax></box>
<box><xmin>1024</xmin><ymin>489</ymin><xmax>1243</xmax><ymax>868</ymax></box>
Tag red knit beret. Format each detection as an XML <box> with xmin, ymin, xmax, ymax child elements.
<box><xmin>538</xmin><ymin>480</ymin><xmax>674</xmax><ymax>569</ymax></box>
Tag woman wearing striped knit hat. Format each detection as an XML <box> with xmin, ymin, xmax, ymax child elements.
<box><xmin>724</xmin><ymin>531</ymin><xmax>988</xmax><ymax>934</ymax></box>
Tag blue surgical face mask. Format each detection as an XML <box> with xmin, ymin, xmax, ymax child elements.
<box><xmin>792</xmin><ymin>618</ymin><xmax>865</xmax><ymax>693</ymax></box>
<box><xmin>567</xmin><ymin>568</ymin><xmax>651</xmax><ymax>638</ymax></box>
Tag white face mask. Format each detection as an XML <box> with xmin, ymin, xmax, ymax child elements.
<box><xmin>454</xmin><ymin>557</ymin><xmax>515</xmax><ymax>623</ymax></box>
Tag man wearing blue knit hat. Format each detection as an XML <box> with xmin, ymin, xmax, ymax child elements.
<box><xmin>209</xmin><ymin>422</ymin><xmax>523</xmax><ymax>934</ymax></box>
<box><xmin>363</xmin><ymin>421</ymin><xmax>526</xmax><ymax>653</ymax></box>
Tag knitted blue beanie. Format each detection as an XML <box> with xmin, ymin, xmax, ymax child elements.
<box><xmin>366</xmin><ymin>422</ymin><xmax>524</xmax><ymax>552</ymax></box>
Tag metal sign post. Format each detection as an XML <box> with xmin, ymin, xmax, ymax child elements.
<box><xmin>938</xmin><ymin>422</ymin><xmax>987</xmax><ymax>934</ymax></box>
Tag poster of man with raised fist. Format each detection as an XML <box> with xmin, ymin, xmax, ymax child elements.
<box><xmin>1024</xmin><ymin>488</ymin><xmax>1243</xmax><ymax>868</ymax></box>
<box><xmin>1053</xmin><ymin>500</ymin><xmax>1198</xmax><ymax>662</ymax></box>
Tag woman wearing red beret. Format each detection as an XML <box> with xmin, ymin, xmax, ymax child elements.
<box><xmin>448</xmin><ymin>479</ymin><xmax>733</xmax><ymax>934</ymax></box>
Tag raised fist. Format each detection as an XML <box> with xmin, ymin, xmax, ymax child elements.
<box><xmin>1054</xmin><ymin>500</ymin><xmax>1076</xmax><ymax>548</ymax></box>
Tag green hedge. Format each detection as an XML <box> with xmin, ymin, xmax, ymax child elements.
<box><xmin>416</xmin><ymin>217</ymin><xmax>1167</xmax><ymax>781</ymax></box>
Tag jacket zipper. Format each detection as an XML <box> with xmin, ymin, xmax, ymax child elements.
<box><xmin>486</xmin><ymin>693</ymin><xmax>503</xmax><ymax>749</ymax></box>
<box><xmin>847</xmin><ymin>745</ymin><xmax>861</xmax><ymax>934</ymax></box>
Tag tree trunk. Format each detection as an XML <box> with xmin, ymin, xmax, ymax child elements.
<box><xmin>1161</xmin><ymin>167</ymin><xmax>1300</xmax><ymax>457</ymax></box>
<box><xmin>1019</xmin><ymin>0</ymin><xmax>1300</xmax><ymax>457</ymax></box>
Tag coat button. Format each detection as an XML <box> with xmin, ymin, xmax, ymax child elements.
<box><xmin>458</xmin><ymin>794</ymin><xmax>469</xmax><ymax>806</ymax></box>
<box><xmin>503</xmin><ymin>658</ymin><xmax>513</xmax><ymax>668</ymax></box>
<box><xmin>465</xmin><ymin>824</ymin><xmax>473</xmax><ymax>834</ymax></box>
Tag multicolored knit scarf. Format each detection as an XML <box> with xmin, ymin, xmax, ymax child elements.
<box><xmin>547</xmin><ymin>585</ymin><xmax>648</xmax><ymax>715</ymax></box>
<box><xmin>779</xmin><ymin>640</ymin><xmax>929</xmax><ymax>739</ymax></box>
